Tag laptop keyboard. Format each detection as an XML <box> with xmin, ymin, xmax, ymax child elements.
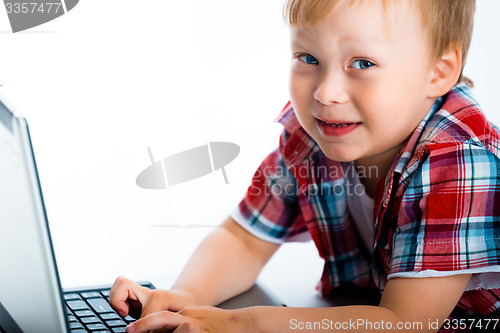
<box><xmin>64</xmin><ymin>283</ymin><xmax>153</xmax><ymax>333</ymax></box>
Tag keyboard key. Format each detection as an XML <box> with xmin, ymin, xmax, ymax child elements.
<box><xmin>101</xmin><ymin>290</ymin><xmax>111</xmax><ymax>297</ymax></box>
<box><xmin>81</xmin><ymin>291</ymin><xmax>102</xmax><ymax>299</ymax></box>
<box><xmin>88</xmin><ymin>298</ymin><xmax>115</xmax><ymax>314</ymax></box>
<box><xmin>70</xmin><ymin>330</ymin><xmax>87</xmax><ymax>333</ymax></box>
<box><xmin>112</xmin><ymin>328</ymin><xmax>126</xmax><ymax>333</ymax></box>
<box><xmin>67</xmin><ymin>315</ymin><xmax>78</xmax><ymax>322</ymax></box>
<box><xmin>100</xmin><ymin>313</ymin><xmax>120</xmax><ymax>320</ymax></box>
<box><xmin>124</xmin><ymin>315</ymin><xmax>135</xmax><ymax>323</ymax></box>
<box><xmin>75</xmin><ymin>310</ymin><xmax>94</xmax><ymax>317</ymax></box>
<box><xmin>81</xmin><ymin>316</ymin><xmax>102</xmax><ymax>324</ymax></box>
<box><xmin>65</xmin><ymin>293</ymin><xmax>82</xmax><ymax>300</ymax></box>
<box><xmin>69</xmin><ymin>322</ymin><xmax>84</xmax><ymax>329</ymax></box>
<box><xmin>86</xmin><ymin>323</ymin><xmax>107</xmax><ymax>330</ymax></box>
<box><xmin>67</xmin><ymin>300</ymin><xmax>90</xmax><ymax>311</ymax></box>
<box><xmin>106</xmin><ymin>319</ymin><xmax>126</xmax><ymax>327</ymax></box>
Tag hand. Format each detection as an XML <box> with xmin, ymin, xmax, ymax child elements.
<box><xmin>125</xmin><ymin>306</ymin><xmax>254</xmax><ymax>333</ymax></box>
<box><xmin>109</xmin><ymin>276</ymin><xmax>198</xmax><ymax>319</ymax></box>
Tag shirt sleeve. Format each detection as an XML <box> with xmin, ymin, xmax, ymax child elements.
<box><xmin>389</xmin><ymin>142</ymin><xmax>500</xmax><ymax>286</ymax></box>
<box><xmin>231</xmin><ymin>129</ymin><xmax>311</xmax><ymax>244</ymax></box>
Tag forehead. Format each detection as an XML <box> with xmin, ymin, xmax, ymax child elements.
<box><xmin>290</xmin><ymin>0</ymin><xmax>423</xmax><ymax>48</ymax></box>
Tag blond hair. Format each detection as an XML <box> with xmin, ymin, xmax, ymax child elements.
<box><xmin>284</xmin><ymin>0</ymin><xmax>475</xmax><ymax>85</ymax></box>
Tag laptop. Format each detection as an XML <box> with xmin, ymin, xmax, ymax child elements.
<box><xmin>0</xmin><ymin>92</ymin><xmax>153</xmax><ymax>333</ymax></box>
<box><xmin>0</xmin><ymin>93</ymin><xmax>284</xmax><ymax>333</ymax></box>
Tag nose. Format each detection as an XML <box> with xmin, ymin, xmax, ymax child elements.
<box><xmin>313</xmin><ymin>66</ymin><xmax>349</xmax><ymax>105</ymax></box>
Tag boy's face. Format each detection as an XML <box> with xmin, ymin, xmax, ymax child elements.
<box><xmin>289</xmin><ymin>0</ymin><xmax>437</xmax><ymax>167</ymax></box>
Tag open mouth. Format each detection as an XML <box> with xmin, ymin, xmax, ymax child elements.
<box><xmin>322</xmin><ymin>120</ymin><xmax>362</xmax><ymax>128</ymax></box>
<box><xmin>316</xmin><ymin>119</ymin><xmax>362</xmax><ymax>136</ymax></box>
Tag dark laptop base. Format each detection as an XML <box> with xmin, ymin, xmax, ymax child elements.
<box><xmin>0</xmin><ymin>302</ymin><xmax>23</xmax><ymax>333</ymax></box>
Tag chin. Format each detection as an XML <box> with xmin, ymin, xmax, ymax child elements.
<box><xmin>318</xmin><ymin>144</ymin><xmax>358</xmax><ymax>162</ymax></box>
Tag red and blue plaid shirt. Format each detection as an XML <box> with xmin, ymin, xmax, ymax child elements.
<box><xmin>232</xmin><ymin>83</ymin><xmax>500</xmax><ymax>318</ymax></box>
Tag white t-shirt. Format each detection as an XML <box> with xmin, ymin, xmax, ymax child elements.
<box><xmin>344</xmin><ymin>164</ymin><xmax>374</xmax><ymax>255</ymax></box>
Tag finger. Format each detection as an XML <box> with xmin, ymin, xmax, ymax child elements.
<box><xmin>109</xmin><ymin>276</ymin><xmax>149</xmax><ymax>317</ymax></box>
<box><xmin>126</xmin><ymin>311</ymin><xmax>189</xmax><ymax>333</ymax></box>
<box><xmin>150</xmin><ymin>328</ymin><xmax>172</xmax><ymax>333</ymax></box>
<box><xmin>140</xmin><ymin>290</ymin><xmax>178</xmax><ymax>318</ymax></box>
<box><xmin>140</xmin><ymin>292</ymin><xmax>173</xmax><ymax>319</ymax></box>
<box><xmin>173</xmin><ymin>321</ymin><xmax>201</xmax><ymax>333</ymax></box>
<box><xmin>140</xmin><ymin>302</ymin><xmax>158</xmax><ymax>319</ymax></box>
<box><xmin>109</xmin><ymin>276</ymin><xmax>136</xmax><ymax>316</ymax></box>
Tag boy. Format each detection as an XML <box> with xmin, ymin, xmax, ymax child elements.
<box><xmin>110</xmin><ymin>0</ymin><xmax>500</xmax><ymax>332</ymax></box>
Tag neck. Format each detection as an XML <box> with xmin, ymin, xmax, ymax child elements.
<box><xmin>354</xmin><ymin>143</ymin><xmax>404</xmax><ymax>198</ymax></box>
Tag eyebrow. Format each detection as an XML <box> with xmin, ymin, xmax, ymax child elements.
<box><xmin>290</xmin><ymin>38</ymin><xmax>309</xmax><ymax>50</ymax></box>
<box><xmin>338</xmin><ymin>34</ymin><xmax>372</xmax><ymax>45</ymax></box>
<box><xmin>291</xmin><ymin>32</ymin><xmax>376</xmax><ymax>50</ymax></box>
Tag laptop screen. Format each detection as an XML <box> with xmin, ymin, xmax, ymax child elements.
<box><xmin>0</xmin><ymin>100</ymin><xmax>13</xmax><ymax>134</ymax></box>
<box><xmin>0</xmin><ymin>99</ymin><xmax>68</xmax><ymax>333</ymax></box>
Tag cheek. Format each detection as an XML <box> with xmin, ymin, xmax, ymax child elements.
<box><xmin>351</xmin><ymin>82</ymin><xmax>389</xmax><ymax>116</ymax></box>
<box><xmin>290</xmin><ymin>77</ymin><xmax>313</xmax><ymax>117</ymax></box>
<box><xmin>289</xmin><ymin>71</ymin><xmax>316</xmax><ymax>101</ymax></box>
<box><xmin>353</xmin><ymin>71</ymin><xmax>416</xmax><ymax>119</ymax></box>
<box><xmin>289</xmin><ymin>79</ymin><xmax>317</xmax><ymax>134</ymax></box>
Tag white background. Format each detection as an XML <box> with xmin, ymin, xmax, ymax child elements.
<box><xmin>1</xmin><ymin>0</ymin><xmax>499</xmax><ymax>305</ymax></box>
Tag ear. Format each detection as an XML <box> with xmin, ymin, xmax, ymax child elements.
<box><xmin>426</xmin><ymin>45</ymin><xmax>462</xmax><ymax>98</ymax></box>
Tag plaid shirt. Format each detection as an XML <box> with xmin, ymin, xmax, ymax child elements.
<box><xmin>232</xmin><ymin>83</ymin><xmax>500</xmax><ymax>319</ymax></box>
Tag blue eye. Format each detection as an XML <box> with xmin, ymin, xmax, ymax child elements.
<box><xmin>299</xmin><ymin>54</ymin><xmax>319</xmax><ymax>65</ymax></box>
<box><xmin>351</xmin><ymin>59</ymin><xmax>375</xmax><ymax>69</ymax></box>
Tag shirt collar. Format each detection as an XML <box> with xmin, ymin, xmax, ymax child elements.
<box><xmin>275</xmin><ymin>101</ymin><xmax>321</xmax><ymax>167</ymax></box>
<box><xmin>390</xmin><ymin>82</ymin><xmax>472</xmax><ymax>175</ymax></box>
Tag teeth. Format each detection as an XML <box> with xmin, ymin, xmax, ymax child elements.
<box><xmin>325</xmin><ymin>121</ymin><xmax>350</xmax><ymax>128</ymax></box>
